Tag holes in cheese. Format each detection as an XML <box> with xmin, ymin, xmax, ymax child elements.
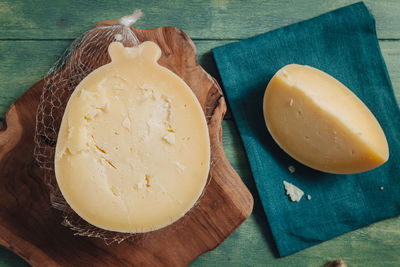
<box><xmin>55</xmin><ymin>41</ymin><xmax>210</xmax><ymax>233</ymax></box>
<box><xmin>263</xmin><ymin>64</ymin><xmax>389</xmax><ymax>174</ymax></box>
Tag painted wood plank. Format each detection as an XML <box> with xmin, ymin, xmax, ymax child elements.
<box><xmin>0</xmin><ymin>40</ymin><xmax>399</xmax><ymax>120</ymax></box>
<box><xmin>0</xmin><ymin>39</ymin><xmax>399</xmax><ymax>266</ymax></box>
<box><xmin>0</xmin><ymin>1</ymin><xmax>399</xmax><ymax>266</ymax></box>
<box><xmin>0</xmin><ymin>249</ymin><xmax>28</xmax><ymax>267</ymax></box>
<box><xmin>0</xmin><ymin>0</ymin><xmax>399</xmax><ymax>40</ymax></box>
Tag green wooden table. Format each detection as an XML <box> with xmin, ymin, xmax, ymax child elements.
<box><xmin>1</xmin><ymin>1</ymin><xmax>399</xmax><ymax>266</ymax></box>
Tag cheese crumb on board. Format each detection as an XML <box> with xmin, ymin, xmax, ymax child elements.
<box><xmin>283</xmin><ymin>180</ymin><xmax>304</xmax><ymax>202</ymax></box>
<box><xmin>114</xmin><ymin>34</ymin><xmax>123</xmax><ymax>41</ymax></box>
<box><xmin>306</xmin><ymin>194</ymin><xmax>311</xmax><ymax>200</ymax></box>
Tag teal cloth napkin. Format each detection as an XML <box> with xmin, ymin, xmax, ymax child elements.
<box><xmin>212</xmin><ymin>2</ymin><xmax>400</xmax><ymax>256</ymax></box>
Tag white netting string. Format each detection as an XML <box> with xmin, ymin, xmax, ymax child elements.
<box><xmin>117</xmin><ymin>9</ymin><xmax>143</xmax><ymax>27</ymax></box>
<box><xmin>33</xmin><ymin>10</ymin><xmax>145</xmax><ymax>244</ymax></box>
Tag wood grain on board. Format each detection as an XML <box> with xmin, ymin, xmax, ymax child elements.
<box><xmin>0</xmin><ymin>20</ymin><xmax>253</xmax><ymax>266</ymax></box>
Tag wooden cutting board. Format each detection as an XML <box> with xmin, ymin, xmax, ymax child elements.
<box><xmin>0</xmin><ymin>20</ymin><xmax>253</xmax><ymax>266</ymax></box>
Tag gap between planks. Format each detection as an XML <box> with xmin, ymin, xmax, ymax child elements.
<box><xmin>0</xmin><ymin>38</ymin><xmax>399</xmax><ymax>41</ymax></box>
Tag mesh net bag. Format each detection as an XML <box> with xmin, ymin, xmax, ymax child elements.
<box><xmin>33</xmin><ymin>10</ymin><xmax>146</xmax><ymax>243</ymax></box>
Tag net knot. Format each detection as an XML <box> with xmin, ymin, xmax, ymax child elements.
<box><xmin>117</xmin><ymin>10</ymin><xmax>143</xmax><ymax>27</ymax></box>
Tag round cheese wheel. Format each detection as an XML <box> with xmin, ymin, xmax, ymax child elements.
<box><xmin>55</xmin><ymin>42</ymin><xmax>210</xmax><ymax>233</ymax></box>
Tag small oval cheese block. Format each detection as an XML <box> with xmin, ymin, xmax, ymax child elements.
<box><xmin>263</xmin><ymin>64</ymin><xmax>389</xmax><ymax>174</ymax></box>
<box><xmin>55</xmin><ymin>41</ymin><xmax>210</xmax><ymax>233</ymax></box>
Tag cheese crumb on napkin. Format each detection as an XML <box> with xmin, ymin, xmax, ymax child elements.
<box><xmin>283</xmin><ymin>181</ymin><xmax>304</xmax><ymax>202</ymax></box>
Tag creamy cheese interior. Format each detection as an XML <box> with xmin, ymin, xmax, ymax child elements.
<box><xmin>55</xmin><ymin>41</ymin><xmax>210</xmax><ymax>233</ymax></box>
<box><xmin>263</xmin><ymin>64</ymin><xmax>389</xmax><ymax>174</ymax></box>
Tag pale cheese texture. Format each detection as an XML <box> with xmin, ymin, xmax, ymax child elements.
<box><xmin>55</xmin><ymin>41</ymin><xmax>210</xmax><ymax>233</ymax></box>
<box><xmin>283</xmin><ymin>181</ymin><xmax>304</xmax><ymax>202</ymax></box>
<box><xmin>263</xmin><ymin>64</ymin><xmax>389</xmax><ymax>174</ymax></box>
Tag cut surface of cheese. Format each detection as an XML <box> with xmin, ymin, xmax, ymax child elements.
<box><xmin>263</xmin><ymin>64</ymin><xmax>389</xmax><ymax>174</ymax></box>
<box><xmin>55</xmin><ymin>41</ymin><xmax>210</xmax><ymax>233</ymax></box>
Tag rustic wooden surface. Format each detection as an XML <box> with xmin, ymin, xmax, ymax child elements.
<box><xmin>0</xmin><ymin>0</ymin><xmax>399</xmax><ymax>266</ymax></box>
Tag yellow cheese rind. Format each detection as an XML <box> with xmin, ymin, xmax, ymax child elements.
<box><xmin>263</xmin><ymin>64</ymin><xmax>389</xmax><ymax>174</ymax></box>
<box><xmin>55</xmin><ymin>41</ymin><xmax>210</xmax><ymax>233</ymax></box>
